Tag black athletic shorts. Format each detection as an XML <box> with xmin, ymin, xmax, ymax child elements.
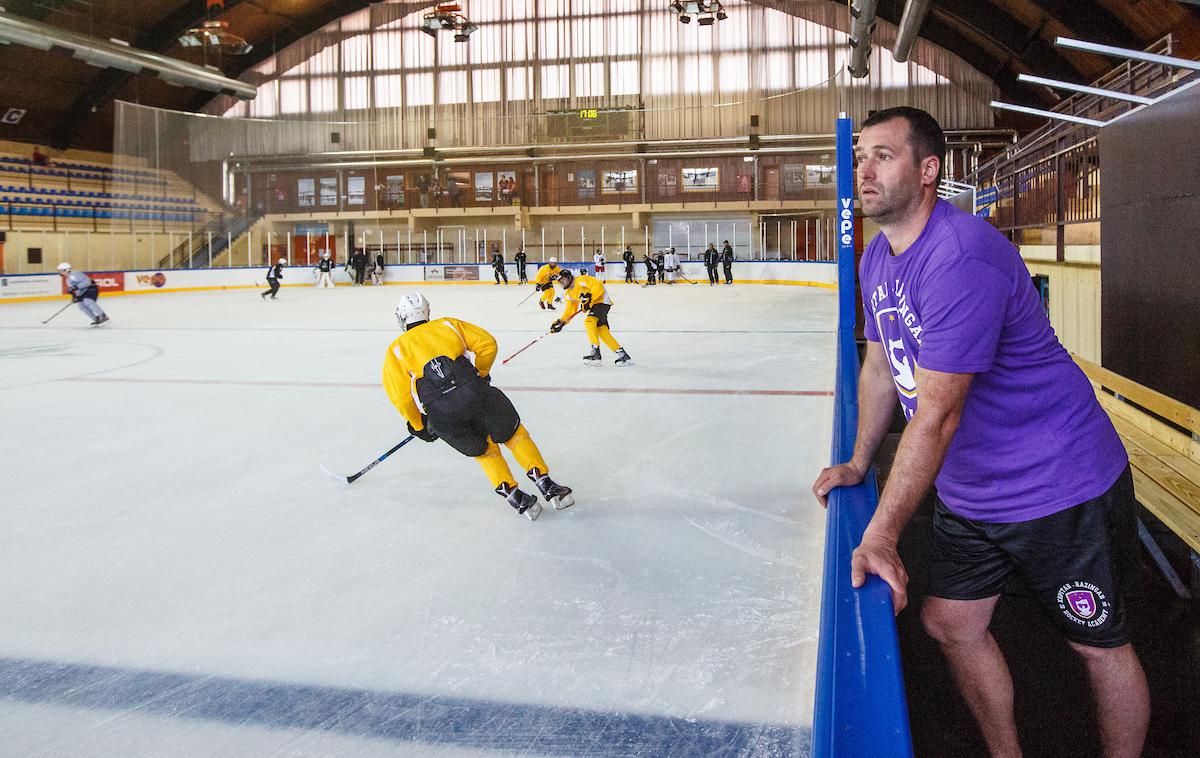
<box><xmin>586</xmin><ymin>302</ymin><xmax>611</xmax><ymax>329</ymax></box>
<box><xmin>418</xmin><ymin>358</ymin><xmax>520</xmax><ymax>458</ymax></box>
<box><xmin>928</xmin><ymin>465</ymin><xmax>1142</xmax><ymax>648</ymax></box>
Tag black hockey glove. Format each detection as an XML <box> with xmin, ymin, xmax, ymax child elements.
<box><xmin>407</xmin><ymin>415</ymin><xmax>438</xmax><ymax>443</ymax></box>
<box><xmin>549</xmin><ymin>319</ymin><xmax>566</xmax><ymax>333</ymax></box>
<box><xmin>579</xmin><ymin>293</ymin><xmax>592</xmax><ymax>309</ymax></box>
<box><xmin>536</xmin><ymin>283</ymin><xmax>550</xmax><ymax>292</ymax></box>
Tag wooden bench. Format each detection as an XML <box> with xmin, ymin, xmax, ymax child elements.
<box><xmin>1073</xmin><ymin>355</ymin><xmax>1200</xmax><ymax>596</ymax></box>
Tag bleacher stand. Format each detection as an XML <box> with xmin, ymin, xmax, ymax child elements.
<box><xmin>0</xmin><ymin>150</ymin><xmax>220</xmax><ymax>229</ymax></box>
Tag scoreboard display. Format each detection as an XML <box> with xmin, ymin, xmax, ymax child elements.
<box><xmin>542</xmin><ymin>107</ymin><xmax>637</xmax><ymax>142</ymax></box>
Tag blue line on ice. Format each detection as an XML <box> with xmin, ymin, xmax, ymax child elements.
<box><xmin>0</xmin><ymin>657</ymin><xmax>810</xmax><ymax>757</ymax></box>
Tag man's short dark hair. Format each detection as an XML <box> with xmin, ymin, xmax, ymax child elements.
<box><xmin>862</xmin><ymin>106</ymin><xmax>946</xmax><ymax>182</ymax></box>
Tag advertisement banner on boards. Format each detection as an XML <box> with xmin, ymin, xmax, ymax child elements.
<box><xmin>63</xmin><ymin>272</ymin><xmax>124</xmax><ymax>294</ymax></box>
<box><xmin>0</xmin><ymin>274</ymin><xmax>58</xmax><ymax>299</ymax></box>
<box><xmin>443</xmin><ymin>265</ymin><xmax>480</xmax><ymax>281</ymax></box>
<box><xmin>132</xmin><ymin>272</ymin><xmax>169</xmax><ymax>290</ymax></box>
<box><xmin>423</xmin><ymin>265</ymin><xmax>481</xmax><ymax>282</ymax></box>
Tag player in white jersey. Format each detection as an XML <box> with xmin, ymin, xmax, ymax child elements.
<box><xmin>592</xmin><ymin>249</ymin><xmax>606</xmax><ymax>281</ymax></box>
<box><xmin>57</xmin><ymin>263</ymin><xmax>108</xmax><ymax>325</ymax></box>
<box><xmin>664</xmin><ymin>249</ymin><xmax>679</xmax><ymax>284</ymax></box>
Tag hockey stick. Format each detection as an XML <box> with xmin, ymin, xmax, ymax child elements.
<box><xmin>41</xmin><ymin>301</ymin><xmax>74</xmax><ymax>324</ymax></box>
<box><xmin>516</xmin><ymin>288</ymin><xmax>539</xmax><ymax>308</ymax></box>
<box><xmin>501</xmin><ymin>330</ymin><xmax>554</xmax><ymax>365</ymax></box>
<box><xmin>321</xmin><ymin>435</ymin><xmax>415</xmax><ymax>484</ymax></box>
<box><xmin>675</xmin><ymin>269</ymin><xmax>700</xmax><ymax>285</ymax></box>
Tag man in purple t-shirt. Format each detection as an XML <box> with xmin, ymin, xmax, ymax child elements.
<box><xmin>812</xmin><ymin>107</ymin><xmax>1147</xmax><ymax>758</ymax></box>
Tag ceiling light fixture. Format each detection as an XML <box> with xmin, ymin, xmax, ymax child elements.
<box><xmin>669</xmin><ymin>1</ymin><xmax>726</xmax><ymax>25</ymax></box>
<box><xmin>177</xmin><ymin>0</ymin><xmax>251</xmax><ymax>55</ymax></box>
<box><xmin>419</xmin><ymin>3</ymin><xmax>478</xmax><ymax>43</ymax></box>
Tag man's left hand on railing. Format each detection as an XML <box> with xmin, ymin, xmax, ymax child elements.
<box><xmin>850</xmin><ymin>532</ymin><xmax>910</xmax><ymax>613</ymax></box>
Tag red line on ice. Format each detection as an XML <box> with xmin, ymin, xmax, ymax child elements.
<box><xmin>66</xmin><ymin>376</ymin><xmax>832</xmax><ymax>397</ymax></box>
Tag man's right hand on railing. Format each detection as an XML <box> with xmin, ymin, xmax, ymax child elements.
<box><xmin>811</xmin><ymin>460</ymin><xmax>866</xmax><ymax>507</ymax></box>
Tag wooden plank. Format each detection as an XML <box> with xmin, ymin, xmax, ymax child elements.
<box><xmin>1119</xmin><ymin>432</ymin><xmax>1200</xmax><ymax>518</ymax></box>
<box><xmin>1074</xmin><ymin>354</ymin><xmax>1200</xmax><ymax>434</ymax></box>
<box><xmin>1110</xmin><ymin>414</ymin><xmax>1200</xmax><ymax>487</ymax></box>
<box><xmin>1096</xmin><ymin>390</ymin><xmax>1200</xmax><ymax>465</ymax></box>
<box><xmin>1130</xmin><ymin>468</ymin><xmax>1200</xmax><ymax>555</ymax></box>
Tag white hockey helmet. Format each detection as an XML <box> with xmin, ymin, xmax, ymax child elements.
<box><xmin>548</xmin><ymin>256</ymin><xmax>557</xmax><ymax>263</ymax></box>
<box><xmin>57</xmin><ymin>262</ymin><xmax>72</xmax><ymax>273</ymax></box>
<box><xmin>395</xmin><ymin>292</ymin><xmax>431</xmax><ymax>330</ymax></box>
<box><xmin>278</xmin><ymin>257</ymin><xmax>287</xmax><ymax>265</ymax></box>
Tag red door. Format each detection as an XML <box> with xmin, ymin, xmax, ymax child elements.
<box><xmin>292</xmin><ymin>234</ymin><xmax>336</xmax><ymax>266</ymax></box>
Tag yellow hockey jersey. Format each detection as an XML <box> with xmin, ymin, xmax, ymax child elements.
<box><xmin>561</xmin><ymin>274</ymin><xmax>611</xmax><ymax>321</ymax></box>
<box><xmin>533</xmin><ymin>262</ymin><xmax>561</xmax><ymax>287</ymax></box>
<box><xmin>382</xmin><ymin>317</ymin><xmax>497</xmax><ymax>430</ymax></box>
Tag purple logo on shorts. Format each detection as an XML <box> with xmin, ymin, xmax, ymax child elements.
<box><xmin>1065</xmin><ymin>589</ymin><xmax>1097</xmax><ymax>620</ymax></box>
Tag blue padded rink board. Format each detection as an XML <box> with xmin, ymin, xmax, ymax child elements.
<box><xmin>0</xmin><ymin>279</ymin><xmax>836</xmax><ymax>757</ymax></box>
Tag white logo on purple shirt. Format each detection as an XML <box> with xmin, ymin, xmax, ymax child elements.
<box><xmin>874</xmin><ymin>306</ymin><xmax>919</xmax><ymax>420</ymax></box>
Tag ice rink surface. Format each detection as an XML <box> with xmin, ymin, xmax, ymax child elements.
<box><xmin>0</xmin><ymin>277</ymin><xmax>836</xmax><ymax>757</ymax></box>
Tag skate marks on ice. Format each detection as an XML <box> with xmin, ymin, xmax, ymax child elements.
<box><xmin>0</xmin><ymin>339</ymin><xmax>162</xmax><ymax>391</ymax></box>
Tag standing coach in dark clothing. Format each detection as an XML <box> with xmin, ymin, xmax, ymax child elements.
<box><xmin>703</xmin><ymin>243</ymin><xmax>720</xmax><ymax>285</ymax></box>
<box><xmin>720</xmin><ymin>240</ymin><xmax>734</xmax><ymax>284</ymax></box>
<box><xmin>353</xmin><ymin>250</ymin><xmax>368</xmax><ymax>285</ymax></box>
<box><xmin>622</xmin><ymin>245</ymin><xmax>637</xmax><ymax>283</ymax></box>
<box><xmin>515</xmin><ymin>247</ymin><xmax>528</xmax><ymax>284</ymax></box>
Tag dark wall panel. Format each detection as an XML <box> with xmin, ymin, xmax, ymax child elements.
<box><xmin>1100</xmin><ymin>84</ymin><xmax>1200</xmax><ymax>409</ymax></box>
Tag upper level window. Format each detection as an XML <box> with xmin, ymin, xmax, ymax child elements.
<box><xmin>221</xmin><ymin>1</ymin><xmax>957</xmax><ymax>117</ymax></box>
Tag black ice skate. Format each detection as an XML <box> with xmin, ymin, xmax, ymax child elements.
<box><xmin>528</xmin><ymin>468</ymin><xmax>575</xmax><ymax>510</ymax></box>
<box><xmin>583</xmin><ymin>346</ymin><xmax>602</xmax><ymax>364</ymax></box>
<box><xmin>614</xmin><ymin>348</ymin><xmax>632</xmax><ymax>366</ymax></box>
<box><xmin>497</xmin><ymin>482</ymin><xmax>542</xmax><ymax>521</ymax></box>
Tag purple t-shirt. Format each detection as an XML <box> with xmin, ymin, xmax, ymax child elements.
<box><xmin>860</xmin><ymin>200</ymin><xmax>1126</xmax><ymax>523</ymax></box>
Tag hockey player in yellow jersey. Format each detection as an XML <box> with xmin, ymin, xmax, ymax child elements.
<box><xmin>532</xmin><ymin>257</ymin><xmax>561</xmax><ymax>310</ymax></box>
<box><xmin>550</xmin><ymin>268</ymin><xmax>633</xmax><ymax>366</ymax></box>
<box><xmin>382</xmin><ymin>293</ymin><xmax>574</xmax><ymax>520</ymax></box>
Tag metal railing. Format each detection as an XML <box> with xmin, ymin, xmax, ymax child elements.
<box><xmin>965</xmin><ymin>35</ymin><xmax>1192</xmax><ymax>255</ymax></box>
<box><xmin>161</xmin><ymin>210</ymin><xmax>263</xmax><ymax>269</ymax></box>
